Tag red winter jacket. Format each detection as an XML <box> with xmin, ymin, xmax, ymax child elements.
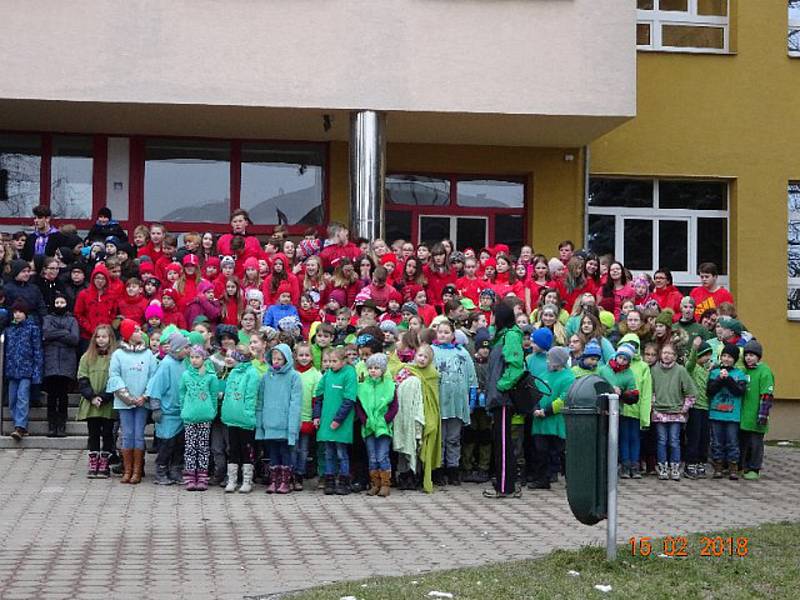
<box><xmin>319</xmin><ymin>242</ymin><xmax>360</xmax><ymax>271</ymax></box>
<box><xmin>161</xmin><ymin>305</ymin><xmax>187</xmax><ymax>330</ymax></box>
<box><xmin>649</xmin><ymin>285</ymin><xmax>683</xmax><ymax>317</ymax></box>
<box><xmin>117</xmin><ymin>293</ymin><xmax>148</xmax><ymax>325</ymax></box>
<box><xmin>423</xmin><ymin>265</ymin><xmax>457</xmax><ymax>309</ymax></box>
<box><xmin>74</xmin><ymin>264</ymin><xmax>118</xmax><ymax>339</ymax></box>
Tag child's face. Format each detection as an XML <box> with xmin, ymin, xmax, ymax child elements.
<box><xmin>335</xmin><ymin>314</ymin><xmax>349</xmax><ymax>329</ymax></box>
<box><xmin>126</xmin><ymin>283</ymin><xmax>142</xmax><ymax>297</ymax></box>
<box><xmin>205</xmin><ymin>289</ymin><xmax>217</xmax><ymax>302</ymax></box>
<box><xmin>248</xmin><ymin>298</ymin><xmax>261</xmax><ymax>310</ymax></box>
<box><xmin>383</xmin><ymin>331</ymin><xmax>397</xmax><ymax>345</ymax></box>
<box><xmin>535</xmin><ymin>263</ymin><xmax>548</xmax><ymax>279</ymax></box>
<box><xmin>643</xmin><ymin>347</ymin><xmax>658</xmax><ymax>365</ymax></box>
<box><xmin>358</xmin><ymin>347</ymin><xmax>373</xmax><ymax>362</ymax></box>
<box><xmin>240</xmin><ymin>313</ymin><xmax>256</xmax><ymax>330</ymax></box>
<box><xmin>541</xmin><ymin>311</ymin><xmax>556</xmax><ymax>327</ymax></box>
<box><xmin>249</xmin><ymin>335</ymin><xmax>266</xmax><ymax>358</ymax></box>
<box><xmin>167</xmin><ymin>270</ymin><xmax>179</xmax><ymax>283</ymax></box>
<box><xmin>436</xmin><ymin>325</ymin><xmax>454</xmax><ymax>345</ymax></box>
<box><xmin>681</xmin><ymin>304</ymin><xmax>695</xmax><ymax>321</ymax></box>
<box><xmin>515</xmin><ymin>264</ymin><xmax>527</xmax><ymax>279</ymax></box>
<box><xmin>316</xmin><ymin>331</ymin><xmax>332</xmax><ymax>348</ymax></box>
<box><xmin>295</xmin><ymin>347</ymin><xmax>312</xmax><ymax>367</ymax></box>
<box><xmin>417</xmin><ymin>247</ymin><xmax>430</xmax><ymax>261</ymax></box>
<box><xmin>479</xmin><ymin>296</ymin><xmax>492</xmax><ymax>310</ymax></box>
<box><xmin>515</xmin><ymin>314</ymin><xmax>529</xmax><ymax>328</ymax></box>
<box><xmin>301</xmin><ymin>297</ymin><xmax>313</xmax><ymax>310</ymax></box>
<box><xmin>660</xmin><ymin>346</ymin><xmax>677</xmax><ymax>364</ymax></box>
<box><xmin>476</xmin><ymin>347</ymin><xmax>490</xmax><ymax>359</ymax></box>
<box><xmin>654</xmin><ymin>323</ymin><xmax>668</xmax><ymax>336</ymax></box>
<box><xmin>96</xmin><ymin>329</ymin><xmax>111</xmax><ymax>349</ymax></box>
<box><xmin>190</xmin><ymin>354</ymin><xmax>205</xmax><ymax>369</ymax></box>
<box><xmin>149</xmin><ymin>334</ymin><xmax>160</xmax><ymax>353</ymax></box>
<box><xmin>620</xmin><ymin>300</ymin><xmax>635</xmax><ymax>315</ymax></box>
<box><xmin>697</xmin><ymin>353</ymin><xmax>710</xmax><ymax>366</ymax></box>
<box><xmin>345</xmin><ymin>349</ymin><xmax>358</xmax><ymax>364</ymax></box>
<box><xmin>105</xmin><ymin>243</ymin><xmax>117</xmax><ymax>255</ymax></box>
<box><xmin>387</xmin><ymin>299</ymin><xmax>400</xmax><ymax>312</ymax></box>
<box><xmin>225</xmin><ymin>281</ymin><xmax>238</xmax><ymax>297</ymax></box>
<box><xmin>368</xmin><ymin>365</ymin><xmax>384</xmax><ymax>379</ymax></box>
<box><xmin>583</xmin><ymin>356</ymin><xmax>599</xmax><ymax>369</ymax></box>
<box><xmin>271</xmin><ymin>349</ymin><xmax>287</xmax><ymax>369</ymax></box>
<box><xmin>93</xmin><ymin>274</ymin><xmax>107</xmax><ymax>290</ymax></box>
<box><xmin>149</xmin><ymin>227</ymin><xmax>164</xmax><ymax>245</ymax></box>
<box><xmin>163</xmin><ymin>244</ymin><xmax>176</xmax><ymax>257</ymax></box>
<box><xmin>162</xmin><ymin>296</ymin><xmax>175</xmax><ymax>309</ymax></box>
<box><xmin>569</xmin><ymin>335</ymin><xmax>583</xmax><ymax>355</ymax></box>
<box><xmin>205</xmin><ymin>266</ymin><xmax>219</xmax><ymax>280</ymax></box>
<box><xmin>148</xmin><ymin>317</ymin><xmax>161</xmax><ymax>328</ymax></box>
<box><xmin>465</xmin><ymin>260</ymin><xmax>477</xmax><ymax>276</ymax></box>
<box><xmin>279</xmin><ymin>292</ymin><xmax>292</xmax><ymax>305</ymax></box>
<box><xmin>414</xmin><ymin>291</ymin><xmax>427</xmax><ymax>306</ymax></box>
<box><xmin>407</xmin><ymin>316</ymin><xmax>422</xmax><ymax>332</ymax></box>
<box><xmin>720</xmin><ymin>353</ymin><xmax>735</xmax><ymax>368</ymax></box>
<box><xmin>221</xmin><ymin>338</ymin><xmax>236</xmax><ymax>351</ymax></box>
<box><xmin>71</xmin><ymin>269</ymin><xmax>85</xmax><ymax>285</ymax></box>
<box><xmin>441</xmin><ymin>292</ymin><xmax>454</xmax><ymax>304</ymax></box>
<box><xmin>330</xmin><ymin>356</ymin><xmax>344</xmax><ymax>371</ymax></box>
<box><xmin>744</xmin><ymin>352</ymin><xmax>759</xmax><ymax>369</ymax></box>
<box><xmin>360</xmin><ymin>308</ymin><xmax>377</xmax><ymax>322</ymax></box>
<box><xmin>484</xmin><ymin>266</ymin><xmax>496</xmax><ymax>279</ymax></box>
<box><xmin>133</xmin><ymin>232</ymin><xmax>147</xmax><ymax>246</ymax></box>
<box><xmin>523</xmin><ymin>338</ymin><xmax>533</xmax><ymax>350</ymax></box>
<box><xmin>245</xmin><ymin>267</ymin><xmax>258</xmax><ymax>280</ymax></box>
<box><xmin>615</xmin><ymin>355</ymin><xmax>630</xmax><ymax>368</ymax></box>
<box><xmin>13</xmin><ymin>310</ymin><xmax>26</xmax><ymax>322</ymax></box>
<box><xmin>144</xmin><ymin>280</ymin><xmax>157</xmax><ymax>295</ymax></box>
<box><xmin>634</xmin><ymin>282</ymin><xmax>649</xmax><ymax>297</ymax></box>
<box><xmin>414</xmin><ymin>349</ymin><xmax>432</xmax><ymax>368</ymax></box>
<box><xmin>129</xmin><ymin>330</ymin><xmax>144</xmax><ymax>345</ymax></box>
<box><xmin>194</xmin><ymin>325</ymin><xmax>212</xmax><ymax>343</ymax></box>
<box><xmin>222</xmin><ymin>265</ymin><xmax>235</xmax><ymax>277</ymax></box>
<box><xmin>520</xmin><ymin>246</ymin><xmax>532</xmax><ymax>262</ymax></box>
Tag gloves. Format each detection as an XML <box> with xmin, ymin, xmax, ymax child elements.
<box><xmin>151</xmin><ymin>409</ymin><xmax>163</xmax><ymax>424</ymax></box>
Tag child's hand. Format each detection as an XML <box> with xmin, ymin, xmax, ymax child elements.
<box><xmin>330</xmin><ymin>421</ymin><xmax>340</xmax><ymax>430</ymax></box>
<box><xmin>613</xmin><ymin>386</ymin><xmax>621</xmax><ymax>396</ymax></box>
<box><xmin>720</xmin><ymin>369</ymin><xmax>728</xmax><ymax>379</ymax></box>
<box><xmin>534</xmin><ymin>409</ymin><xmax>545</xmax><ymax>418</ymax></box>
<box><xmin>693</xmin><ymin>336</ymin><xmax>702</xmax><ymax>349</ymax></box>
<box><xmin>313</xmin><ymin>418</ymin><xmax>320</xmax><ymax>429</ymax></box>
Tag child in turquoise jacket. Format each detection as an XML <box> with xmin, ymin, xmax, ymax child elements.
<box><xmin>707</xmin><ymin>343</ymin><xmax>748</xmax><ymax>479</ymax></box>
<box><xmin>180</xmin><ymin>345</ymin><xmax>219</xmax><ymax>491</ymax></box>
<box><xmin>598</xmin><ymin>343</ymin><xmax>640</xmax><ymax>478</ymax></box>
<box><xmin>256</xmin><ymin>343</ymin><xmax>303</xmax><ymax>494</ymax></box>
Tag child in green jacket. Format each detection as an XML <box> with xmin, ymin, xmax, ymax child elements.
<box><xmin>684</xmin><ymin>339</ymin><xmax>713</xmax><ymax>479</ymax></box>
<box><xmin>599</xmin><ymin>343</ymin><xmax>641</xmax><ymax>478</ymax></box>
<box><xmin>739</xmin><ymin>340</ymin><xmax>774</xmax><ymax>480</ymax></box>
<box><xmin>292</xmin><ymin>342</ymin><xmax>322</xmax><ymax>490</ymax></box>
<box><xmin>179</xmin><ymin>345</ymin><xmax>219</xmax><ymax>491</ymax></box>
<box><xmin>221</xmin><ymin>346</ymin><xmax>262</xmax><ymax>494</ymax></box>
<box><xmin>356</xmin><ymin>353</ymin><xmax>397</xmax><ymax>497</ymax></box>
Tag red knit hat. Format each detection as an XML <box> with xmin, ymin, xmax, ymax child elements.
<box><xmin>204</xmin><ymin>256</ymin><xmax>221</xmax><ymax>269</ymax></box>
<box><xmin>162</xmin><ymin>288</ymin><xmax>179</xmax><ymax>302</ymax></box>
<box><xmin>165</xmin><ymin>263</ymin><xmax>183</xmax><ymax>274</ymax></box>
<box><xmin>119</xmin><ymin>318</ymin><xmax>138</xmax><ymax>342</ymax></box>
<box><xmin>276</xmin><ymin>281</ymin><xmax>293</xmax><ymax>298</ymax></box>
<box><xmin>243</xmin><ymin>256</ymin><xmax>259</xmax><ymax>271</ymax></box>
<box><xmin>493</xmin><ymin>244</ymin><xmax>510</xmax><ymax>256</ymax></box>
<box><xmin>484</xmin><ymin>258</ymin><xmax>497</xmax><ymax>269</ymax></box>
<box><xmin>182</xmin><ymin>254</ymin><xmax>199</xmax><ymax>267</ymax></box>
<box><xmin>139</xmin><ymin>262</ymin><xmax>155</xmax><ymax>276</ymax></box>
<box><xmin>380</xmin><ymin>254</ymin><xmax>397</xmax><ymax>266</ymax></box>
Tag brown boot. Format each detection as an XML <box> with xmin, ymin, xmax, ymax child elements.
<box><xmin>130</xmin><ymin>449</ymin><xmax>145</xmax><ymax>484</ymax></box>
<box><xmin>366</xmin><ymin>470</ymin><xmax>381</xmax><ymax>496</ymax></box>
<box><xmin>378</xmin><ymin>470</ymin><xmax>391</xmax><ymax>497</ymax></box>
<box><xmin>728</xmin><ymin>463</ymin><xmax>739</xmax><ymax>480</ymax></box>
<box><xmin>120</xmin><ymin>448</ymin><xmax>134</xmax><ymax>484</ymax></box>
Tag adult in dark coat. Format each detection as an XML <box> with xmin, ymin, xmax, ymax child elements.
<box><xmin>4</xmin><ymin>260</ymin><xmax>47</xmax><ymax>324</ymax></box>
<box><xmin>85</xmin><ymin>207</ymin><xmax>128</xmax><ymax>245</ymax></box>
<box><xmin>21</xmin><ymin>205</ymin><xmax>66</xmax><ymax>261</ymax></box>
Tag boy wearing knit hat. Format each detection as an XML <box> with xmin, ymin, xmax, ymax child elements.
<box><xmin>572</xmin><ymin>338</ymin><xmax>602</xmax><ymax>378</ymax></box>
<box><xmin>263</xmin><ymin>282</ymin><xmax>300</xmax><ymax>329</ymax></box>
<box><xmin>529</xmin><ymin>347</ymin><xmax>575</xmax><ymax>489</ymax></box>
<box><xmin>675</xmin><ymin>296</ymin><xmax>710</xmax><ymax>342</ymax></box>
<box><xmin>145</xmin><ymin>332</ymin><xmax>191</xmax><ymax>485</ymax></box>
<box><xmin>739</xmin><ymin>340</ymin><xmax>774</xmax><ymax>480</ymax></box>
<box><xmin>707</xmin><ymin>344</ymin><xmax>748</xmax><ymax>479</ymax></box>
<box><xmin>598</xmin><ymin>343</ymin><xmax>641</xmax><ymax>478</ymax></box>
<box><xmin>683</xmin><ymin>338</ymin><xmax>714</xmax><ymax>479</ymax></box>
<box><xmin>5</xmin><ymin>299</ymin><xmax>43</xmax><ymax>440</ymax></box>
<box><xmin>519</xmin><ymin>327</ymin><xmax>554</xmax><ymax>481</ymax></box>
<box><xmin>462</xmin><ymin>327</ymin><xmax>493</xmax><ymax>483</ymax></box>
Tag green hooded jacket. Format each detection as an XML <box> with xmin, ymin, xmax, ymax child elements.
<box><xmin>357</xmin><ymin>374</ymin><xmax>396</xmax><ymax>439</ymax></box>
<box><xmin>220</xmin><ymin>361</ymin><xmax>261</xmax><ymax>430</ymax></box>
<box><xmin>619</xmin><ymin>333</ymin><xmax>653</xmax><ymax>428</ymax></box>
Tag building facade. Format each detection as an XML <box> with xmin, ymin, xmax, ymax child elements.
<box><xmin>0</xmin><ymin>1</ymin><xmax>798</xmax><ymax>435</ymax></box>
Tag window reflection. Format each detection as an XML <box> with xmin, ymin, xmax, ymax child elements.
<box><xmin>457</xmin><ymin>179</ymin><xmax>524</xmax><ymax>209</ymax></box>
<box><xmin>51</xmin><ymin>136</ymin><xmax>93</xmax><ymax>219</ymax></box>
<box><xmin>386</xmin><ymin>175</ymin><xmax>449</xmax><ymax>206</ymax></box>
<box><xmin>0</xmin><ymin>134</ymin><xmax>41</xmax><ymax>218</ymax></box>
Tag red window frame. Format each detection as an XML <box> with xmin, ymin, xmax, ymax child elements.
<box><xmin>129</xmin><ymin>136</ymin><xmax>331</xmax><ymax>236</ymax></box>
<box><xmin>385</xmin><ymin>172</ymin><xmax>529</xmax><ymax>247</ymax></box>
<box><xmin>0</xmin><ymin>130</ymin><xmax>107</xmax><ymax>229</ymax></box>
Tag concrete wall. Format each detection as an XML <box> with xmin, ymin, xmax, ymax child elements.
<box><xmin>0</xmin><ymin>0</ymin><xmax>634</xmax><ymax>126</ymax></box>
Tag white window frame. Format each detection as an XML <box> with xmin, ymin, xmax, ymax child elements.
<box><xmin>637</xmin><ymin>0</ymin><xmax>730</xmax><ymax>54</ymax></box>
<box><xmin>586</xmin><ymin>178</ymin><xmax>729</xmax><ymax>288</ymax></box>
<box><xmin>418</xmin><ymin>214</ymin><xmax>488</xmax><ymax>248</ymax></box>
<box><xmin>788</xmin><ymin>182</ymin><xmax>800</xmax><ymax>320</ymax></box>
<box><xmin>790</xmin><ymin>1</ymin><xmax>800</xmax><ymax>58</ymax></box>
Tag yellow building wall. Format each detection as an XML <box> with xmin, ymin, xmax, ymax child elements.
<box><xmin>328</xmin><ymin>141</ymin><xmax>584</xmax><ymax>258</ymax></box>
<box><xmin>590</xmin><ymin>1</ymin><xmax>800</xmax><ymax>400</ymax></box>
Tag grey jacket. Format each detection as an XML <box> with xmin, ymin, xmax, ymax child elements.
<box><xmin>42</xmin><ymin>313</ymin><xmax>79</xmax><ymax>379</ymax></box>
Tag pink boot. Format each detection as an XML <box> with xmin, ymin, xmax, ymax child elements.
<box><xmin>195</xmin><ymin>470</ymin><xmax>209</xmax><ymax>491</ymax></box>
<box><xmin>276</xmin><ymin>466</ymin><xmax>292</xmax><ymax>494</ymax></box>
<box><xmin>265</xmin><ymin>466</ymin><xmax>278</xmax><ymax>494</ymax></box>
<box><xmin>87</xmin><ymin>452</ymin><xmax>99</xmax><ymax>479</ymax></box>
<box><xmin>183</xmin><ymin>470</ymin><xmax>197</xmax><ymax>491</ymax></box>
<box><xmin>97</xmin><ymin>452</ymin><xmax>111</xmax><ymax>479</ymax></box>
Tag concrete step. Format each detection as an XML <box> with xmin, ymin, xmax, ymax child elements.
<box><xmin>1</xmin><ymin>407</ymin><xmax>81</xmax><ymax>421</ymax></box>
<box><xmin>0</xmin><ymin>436</ymin><xmax>89</xmax><ymax>450</ymax></box>
<box><xmin>1</xmin><ymin>420</ymin><xmax>155</xmax><ymax>436</ymax></box>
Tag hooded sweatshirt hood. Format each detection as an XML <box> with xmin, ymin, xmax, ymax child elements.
<box><xmin>619</xmin><ymin>332</ymin><xmax>643</xmax><ymax>360</ymax></box>
<box><xmin>90</xmin><ymin>263</ymin><xmax>111</xmax><ymax>290</ymax></box>
<box><xmin>271</xmin><ymin>343</ymin><xmax>294</xmax><ymax>373</ymax></box>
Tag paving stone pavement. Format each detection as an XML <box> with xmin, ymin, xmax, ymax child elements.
<box><xmin>0</xmin><ymin>448</ymin><xmax>797</xmax><ymax>599</ymax></box>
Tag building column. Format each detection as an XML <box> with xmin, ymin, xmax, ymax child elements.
<box><xmin>349</xmin><ymin>110</ymin><xmax>386</xmax><ymax>241</ymax></box>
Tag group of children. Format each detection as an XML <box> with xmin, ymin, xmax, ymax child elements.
<box><xmin>1</xmin><ymin>207</ymin><xmax>776</xmax><ymax>498</ymax></box>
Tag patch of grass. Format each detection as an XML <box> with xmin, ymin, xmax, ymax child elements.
<box><xmin>285</xmin><ymin>522</ymin><xmax>800</xmax><ymax>600</ymax></box>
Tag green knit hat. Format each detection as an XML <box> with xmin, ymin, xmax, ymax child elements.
<box><xmin>655</xmin><ymin>309</ymin><xmax>674</xmax><ymax>326</ymax></box>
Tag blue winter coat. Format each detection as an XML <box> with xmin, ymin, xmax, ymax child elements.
<box><xmin>107</xmin><ymin>343</ymin><xmax>160</xmax><ymax>410</ymax></box>
<box><xmin>262</xmin><ymin>304</ymin><xmax>300</xmax><ymax>329</ymax></box>
<box><xmin>4</xmin><ymin>317</ymin><xmax>43</xmax><ymax>383</ymax></box>
<box><xmin>255</xmin><ymin>344</ymin><xmax>303</xmax><ymax>445</ymax></box>
<box><xmin>145</xmin><ymin>354</ymin><xmax>187</xmax><ymax>440</ymax></box>
<box><xmin>4</xmin><ymin>281</ymin><xmax>47</xmax><ymax>323</ymax></box>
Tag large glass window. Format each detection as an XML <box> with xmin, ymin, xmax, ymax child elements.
<box><xmin>790</xmin><ymin>1</ymin><xmax>800</xmax><ymax>56</ymax></box>
<box><xmin>50</xmin><ymin>135</ymin><xmax>93</xmax><ymax>219</ymax></box>
<box><xmin>637</xmin><ymin>0</ymin><xmax>729</xmax><ymax>53</ymax></box>
<box><xmin>385</xmin><ymin>175</ymin><xmax>449</xmax><ymax>206</ymax></box>
<box><xmin>587</xmin><ymin>177</ymin><xmax>729</xmax><ymax>286</ymax></box>
<box><xmin>0</xmin><ymin>134</ymin><xmax>41</xmax><ymax>218</ymax></box>
<box><xmin>456</xmin><ymin>179</ymin><xmax>524</xmax><ymax>209</ymax></box>
<box><xmin>144</xmin><ymin>140</ymin><xmax>231</xmax><ymax>223</ymax></box>
<box><xmin>788</xmin><ymin>182</ymin><xmax>800</xmax><ymax>319</ymax></box>
<box><xmin>240</xmin><ymin>143</ymin><xmax>325</xmax><ymax>226</ymax></box>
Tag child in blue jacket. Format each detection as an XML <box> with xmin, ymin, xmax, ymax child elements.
<box><xmin>707</xmin><ymin>343</ymin><xmax>748</xmax><ymax>480</ymax></box>
<box><xmin>263</xmin><ymin>284</ymin><xmax>300</xmax><ymax>329</ymax></box>
<box><xmin>256</xmin><ymin>343</ymin><xmax>303</xmax><ymax>494</ymax></box>
<box><xmin>5</xmin><ymin>300</ymin><xmax>43</xmax><ymax>440</ymax></box>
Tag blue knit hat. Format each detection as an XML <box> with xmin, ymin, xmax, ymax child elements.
<box><xmin>615</xmin><ymin>342</ymin><xmax>636</xmax><ymax>362</ymax></box>
<box><xmin>532</xmin><ymin>327</ymin><xmax>554</xmax><ymax>351</ymax></box>
<box><xmin>582</xmin><ymin>339</ymin><xmax>603</xmax><ymax>359</ymax></box>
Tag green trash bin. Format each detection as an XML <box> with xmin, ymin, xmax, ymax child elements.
<box><xmin>562</xmin><ymin>374</ymin><xmax>614</xmax><ymax>525</ymax></box>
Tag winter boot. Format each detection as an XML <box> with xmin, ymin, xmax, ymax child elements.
<box><xmin>120</xmin><ymin>449</ymin><xmax>134</xmax><ymax>483</ymax></box>
<box><xmin>335</xmin><ymin>474</ymin><xmax>351</xmax><ymax>495</ymax></box>
<box><xmin>195</xmin><ymin>470</ymin><xmax>209</xmax><ymax>491</ymax></box>
<box><xmin>684</xmin><ymin>463</ymin><xmax>698</xmax><ymax>480</ymax></box>
<box><xmin>619</xmin><ymin>462</ymin><xmax>630</xmax><ymax>479</ymax></box>
<box><xmin>367</xmin><ymin>470</ymin><xmax>381</xmax><ymax>496</ymax></box>
<box><xmin>323</xmin><ymin>475</ymin><xmax>336</xmax><ymax>495</ymax></box>
<box><xmin>697</xmin><ymin>463</ymin><xmax>708</xmax><ymax>479</ymax></box>
<box><xmin>447</xmin><ymin>467</ymin><xmax>461</xmax><ymax>486</ymax></box>
<box><xmin>432</xmin><ymin>468</ymin><xmax>447</xmax><ymax>487</ymax></box>
<box><xmin>56</xmin><ymin>417</ymin><xmax>67</xmax><ymax>438</ymax></box>
<box><xmin>293</xmin><ymin>472</ymin><xmax>304</xmax><ymax>492</ymax></box>
<box><xmin>183</xmin><ymin>470</ymin><xmax>197</xmax><ymax>491</ymax></box>
<box><xmin>47</xmin><ymin>417</ymin><xmax>58</xmax><ymax>438</ymax></box>
<box><xmin>87</xmin><ymin>452</ymin><xmax>99</xmax><ymax>478</ymax></box>
<box><xmin>378</xmin><ymin>470</ymin><xmax>391</xmax><ymax>497</ymax></box>
<box><xmin>224</xmin><ymin>464</ymin><xmax>239</xmax><ymax>493</ymax></box>
<box><xmin>97</xmin><ymin>452</ymin><xmax>111</xmax><ymax>479</ymax></box>
<box><xmin>657</xmin><ymin>462</ymin><xmax>669</xmax><ymax>480</ymax></box>
<box><xmin>630</xmin><ymin>463</ymin><xmax>642</xmax><ymax>479</ymax></box>
<box><xmin>265</xmin><ymin>466</ymin><xmax>278</xmax><ymax>494</ymax></box>
<box><xmin>712</xmin><ymin>461</ymin><xmax>724</xmax><ymax>479</ymax></box>
<box><xmin>728</xmin><ymin>463</ymin><xmax>739</xmax><ymax>480</ymax></box>
<box><xmin>276</xmin><ymin>466</ymin><xmax>292</xmax><ymax>494</ymax></box>
<box><xmin>670</xmin><ymin>463</ymin><xmax>681</xmax><ymax>481</ymax></box>
<box><xmin>154</xmin><ymin>464</ymin><xmax>174</xmax><ymax>485</ymax></box>
<box><xmin>130</xmin><ymin>449</ymin><xmax>145</xmax><ymax>484</ymax></box>
<box><xmin>238</xmin><ymin>464</ymin><xmax>254</xmax><ymax>493</ymax></box>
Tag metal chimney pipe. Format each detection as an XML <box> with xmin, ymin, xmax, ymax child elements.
<box><xmin>349</xmin><ymin>110</ymin><xmax>386</xmax><ymax>241</ymax></box>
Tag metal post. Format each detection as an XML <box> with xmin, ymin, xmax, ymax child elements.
<box><xmin>349</xmin><ymin>110</ymin><xmax>386</xmax><ymax>241</ymax></box>
<box><xmin>606</xmin><ymin>392</ymin><xmax>620</xmax><ymax>560</ymax></box>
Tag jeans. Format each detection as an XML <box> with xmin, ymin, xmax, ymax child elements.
<box><xmin>685</xmin><ymin>408</ymin><xmax>710</xmax><ymax>464</ymax></box>
<box><xmin>293</xmin><ymin>433</ymin><xmax>312</xmax><ymax>475</ymax></box>
<box><xmin>655</xmin><ymin>422</ymin><xmax>681</xmax><ymax>464</ymax></box>
<box><xmin>619</xmin><ymin>416</ymin><xmax>641</xmax><ymax>465</ymax></box>
<box><xmin>710</xmin><ymin>420</ymin><xmax>740</xmax><ymax>464</ymax></box>
<box><xmin>365</xmin><ymin>435</ymin><xmax>391</xmax><ymax>471</ymax></box>
<box><xmin>739</xmin><ymin>430</ymin><xmax>764</xmax><ymax>471</ymax></box>
<box><xmin>118</xmin><ymin>406</ymin><xmax>148</xmax><ymax>449</ymax></box>
<box><xmin>531</xmin><ymin>434</ymin><xmax>563</xmax><ymax>485</ymax></box>
<box><xmin>323</xmin><ymin>442</ymin><xmax>350</xmax><ymax>476</ymax></box>
<box><xmin>265</xmin><ymin>439</ymin><xmax>293</xmax><ymax>467</ymax></box>
<box><xmin>156</xmin><ymin>430</ymin><xmax>185</xmax><ymax>468</ymax></box>
<box><xmin>8</xmin><ymin>378</ymin><xmax>32</xmax><ymax>429</ymax></box>
<box><xmin>441</xmin><ymin>418</ymin><xmax>463</xmax><ymax>468</ymax></box>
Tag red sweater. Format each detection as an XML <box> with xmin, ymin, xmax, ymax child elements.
<box><xmin>117</xmin><ymin>294</ymin><xmax>148</xmax><ymax>325</ymax></box>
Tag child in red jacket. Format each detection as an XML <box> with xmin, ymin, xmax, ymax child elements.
<box><xmin>160</xmin><ymin>288</ymin><xmax>187</xmax><ymax>330</ymax></box>
<box><xmin>117</xmin><ymin>278</ymin><xmax>147</xmax><ymax>325</ymax></box>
